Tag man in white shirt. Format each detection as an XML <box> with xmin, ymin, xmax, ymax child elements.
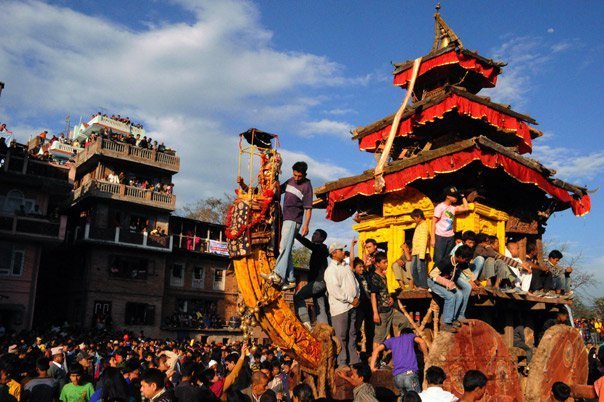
<box><xmin>505</xmin><ymin>242</ymin><xmax>532</xmax><ymax>293</ymax></box>
<box><xmin>419</xmin><ymin>366</ymin><xmax>458</xmax><ymax>402</ymax></box>
<box><xmin>324</xmin><ymin>242</ymin><xmax>360</xmax><ymax>370</ymax></box>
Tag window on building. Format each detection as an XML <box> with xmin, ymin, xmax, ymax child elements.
<box><xmin>170</xmin><ymin>263</ymin><xmax>184</xmax><ymax>287</ymax></box>
<box><xmin>125</xmin><ymin>302</ymin><xmax>155</xmax><ymax>325</ymax></box>
<box><xmin>1</xmin><ymin>190</ymin><xmax>35</xmax><ymax>216</ymax></box>
<box><xmin>109</xmin><ymin>256</ymin><xmax>150</xmax><ymax>280</ymax></box>
<box><xmin>192</xmin><ymin>266</ymin><xmax>205</xmax><ymax>289</ymax></box>
<box><xmin>213</xmin><ymin>268</ymin><xmax>225</xmax><ymax>291</ymax></box>
<box><xmin>0</xmin><ymin>242</ymin><xmax>24</xmax><ymax>276</ymax></box>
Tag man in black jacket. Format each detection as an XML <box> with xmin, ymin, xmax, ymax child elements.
<box><xmin>293</xmin><ymin>229</ymin><xmax>330</xmax><ymax>330</ymax></box>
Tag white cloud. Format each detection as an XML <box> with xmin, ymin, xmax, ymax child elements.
<box><xmin>299</xmin><ymin>119</ymin><xmax>354</xmax><ymax>139</ymax></box>
<box><xmin>485</xmin><ymin>36</ymin><xmax>572</xmax><ymax>106</ymax></box>
<box><xmin>280</xmin><ymin>149</ymin><xmax>352</xmax><ymax>184</ymax></box>
<box><xmin>547</xmin><ymin>28</ymin><xmax>555</xmax><ymax>34</ymax></box>
<box><xmin>0</xmin><ymin>0</ymin><xmax>356</xmax><ymax>207</ymax></box>
<box><xmin>325</xmin><ymin>108</ymin><xmax>357</xmax><ymax>116</ymax></box>
<box><xmin>533</xmin><ymin>144</ymin><xmax>604</xmax><ymax>182</ymax></box>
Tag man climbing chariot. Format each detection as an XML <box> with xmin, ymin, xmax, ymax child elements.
<box><xmin>261</xmin><ymin>161</ymin><xmax>313</xmax><ymax>290</ymax></box>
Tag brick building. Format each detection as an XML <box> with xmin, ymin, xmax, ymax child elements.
<box><xmin>162</xmin><ymin>216</ymin><xmax>237</xmax><ymax>336</ymax></box>
<box><xmin>0</xmin><ymin>144</ymin><xmax>70</xmax><ymax>331</ymax></box>
<box><xmin>35</xmin><ymin>116</ymin><xmax>183</xmax><ymax>337</ymax></box>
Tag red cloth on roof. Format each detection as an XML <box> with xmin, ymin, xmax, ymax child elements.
<box><xmin>358</xmin><ymin>94</ymin><xmax>533</xmax><ymax>154</ymax></box>
<box><xmin>393</xmin><ymin>50</ymin><xmax>499</xmax><ymax>88</ymax></box>
<box><xmin>325</xmin><ymin>147</ymin><xmax>590</xmax><ymax>222</ymax></box>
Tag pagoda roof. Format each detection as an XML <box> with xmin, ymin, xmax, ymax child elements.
<box><xmin>315</xmin><ymin>136</ymin><xmax>590</xmax><ymax>221</ymax></box>
<box><xmin>392</xmin><ymin>47</ymin><xmax>506</xmax><ymax>91</ymax></box>
<box><xmin>393</xmin><ymin>46</ymin><xmax>506</xmax><ymax>77</ymax></box>
<box><xmin>352</xmin><ymin>86</ymin><xmax>541</xmax><ymax>154</ymax></box>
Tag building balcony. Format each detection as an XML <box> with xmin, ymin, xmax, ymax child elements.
<box><xmin>74</xmin><ymin>139</ymin><xmax>179</xmax><ymax>172</ymax></box>
<box><xmin>0</xmin><ymin>214</ymin><xmax>66</xmax><ymax>242</ymax></box>
<box><xmin>74</xmin><ymin>222</ymin><xmax>172</xmax><ymax>252</ymax></box>
<box><xmin>1</xmin><ymin>151</ymin><xmax>70</xmax><ymax>182</ymax></box>
<box><xmin>172</xmin><ymin>234</ymin><xmax>229</xmax><ymax>257</ymax></box>
<box><xmin>73</xmin><ymin>180</ymin><xmax>176</xmax><ymax>211</ymax></box>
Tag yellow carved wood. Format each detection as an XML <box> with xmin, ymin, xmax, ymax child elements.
<box><xmin>352</xmin><ymin>188</ymin><xmax>510</xmax><ymax>290</ymax></box>
<box><xmin>232</xmin><ymin>250</ymin><xmax>323</xmax><ymax>368</ymax></box>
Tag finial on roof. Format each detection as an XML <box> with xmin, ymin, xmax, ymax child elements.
<box><xmin>431</xmin><ymin>7</ymin><xmax>463</xmax><ymax>53</ymax></box>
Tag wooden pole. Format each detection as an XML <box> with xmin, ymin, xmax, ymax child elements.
<box><xmin>397</xmin><ymin>300</ymin><xmax>432</xmax><ymax>348</ymax></box>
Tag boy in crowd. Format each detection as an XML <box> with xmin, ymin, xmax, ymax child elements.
<box><xmin>427</xmin><ymin>246</ymin><xmax>474</xmax><ymax>332</ymax></box>
<box><xmin>363</xmin><ymin>239</ymin><xmax>379</xmax><ymax>273</ymax></box>
<box><xmin>369</xmin><ymin>327</ymin><xmax>427</xmax><ymax>395</ymax></box>
<box><xmin>546</xmin><ymin>250</ymin><xmax>573</xmax><ymax>296</ymax></box>
<box><xmin>392</xmin><ymin>242</ymin><xmax>412</xmax><ymax>291</ymax></box>
<box><xmin>505</xmin><ymin>241</ymin><xmax>532</xmax><ymax>293</ymax></box>
<box><xmin>419</xmin><ymin>366</ymin><xmax>458</xmax><ymax>402</ymax></box>
<box><xmin>410</xmin><ymin>209</ymin><xmax>429</xmax><ymax>289</ymax></box>
<box><xmin>59</xmin><ymin>364</ymin><xmax>95</xmax><ymax>402</ymax></box>
<box><xmin>352</xmin><ymin>257</ymin><xmax>374</xmax><ymax>356</ymax></box>
<box><xmin>22</xmin><ymin>358</ymin><xmax>59</xmax><ymax>402</ymax></box>
<box><xmin>431</xmin><ymin>187</ymin><xmax>469</xmax><ymax>266</ymax></box>
<box><xmin>460</xmin><ymin>370</ymin><xmax>487</xmax><ymax>402</ymax></box>
<box><xmin>369</xmin><ymin>253</ymin><xmax>411</xmax><ymax>353</ymax></box>
<box><xmin>551</xmin><ymin>381</ymin><xmax>571</xmax><ymax>401</ymax></box>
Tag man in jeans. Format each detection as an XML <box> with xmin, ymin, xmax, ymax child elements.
<box><xmin>325</xmin><ymin>242</ymin><xmax>360</xmax><ymax>370</ymax></box>
<box><xmin>261</xmin><ymin>161</ymin><xmax>313</xmax><ymax>290</ymax></box>
<box><xmin>427</xmin><ymin>245</ymin><xmax>474</xmax><ymax>332</ymax></box>
<box><xmin>369</xmin><ymin>326</ymin><xmax>427</xmax><ymax>395</ymax></box>
<box><xmin>294</xmin><ymin>229</ymin><xmax>329</xmax><ymax>330</ymax></box>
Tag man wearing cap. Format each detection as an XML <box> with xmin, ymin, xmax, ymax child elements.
<box><xmin>431</xmin><ymin>187</ymin><xmax>469</xmax><ymax>267</ymax></box>
<box><xmin>48</xmin><ymin>346</ymin><xmax>67</xmax><ymax>390</ymax></box>
<box><xmin>324</xmin><ymin>242</ymin><xmax>360</xmax><ymax>369</ymax></box>
<box><xmin>261</xmin><ymin>161</ymin><xmax>313</xmax><ymax>291</ymax></box>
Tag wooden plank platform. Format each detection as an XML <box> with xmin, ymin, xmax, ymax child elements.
<box><xmin>397</xmin><ymin>287</ymin><xmax>572</xmax><ymax>306</ymax></box>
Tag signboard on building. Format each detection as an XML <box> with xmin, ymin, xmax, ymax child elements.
<box><xmin>208</xmin><ymin>240</ymin><xmax>229</xmax><ymax>256</ymax></box>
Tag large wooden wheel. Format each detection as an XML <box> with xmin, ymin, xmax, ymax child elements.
<box><xmin>426</xmin><ymin>319</ymin><xmax>523</xmax><ymax>402</ymax></box>
<box><xmin>233</xmin><ymin>250</ymin><xmax>323</xmax><ymax>368</ymax></box>
<box><xmin>525</xmin><ymin>324</ymin><xmax>588</xmax><ymax>402</ymax></box>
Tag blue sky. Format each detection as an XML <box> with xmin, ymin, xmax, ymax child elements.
<box><xmin>1</xmin><ymin>1</ymin><xmax>603</xmax><ymax>299</ymax></box>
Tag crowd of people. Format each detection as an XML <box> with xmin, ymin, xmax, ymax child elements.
<box><xmin>103</xmin><ymin>170</ymin><xmax>174</xmax><ymax>196</ymax></box>
<box><xmin>163</xmin><ymin>309</ymin><xmax>225</xmax><ymax>331</ymax></box>
<box><xmin>0</xmin><ymin>327</ymin><xmax>326</xmax><ymax>402</ymax></box>
<box><xmin>577</xmin><ymin>318</ymin><xmax>603</xmax><ymax>345</ymax></box>
<box><xmin>91</xmin><ymin>113</ymin><xmax>144</xmax><ymax>130</ymax></box>
<box><xmin>1</xmin><ymin>324</ymin><xmax>600</xmax><ymax>402</ymax></box>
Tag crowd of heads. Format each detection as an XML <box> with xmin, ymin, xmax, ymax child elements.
<box><xmin>103</xmin><ymin>169</ymin><xmax>174</xmax><ymax>196</ymax></box>
<box><xmin>0</xmin><ymin>326</ymin><xmax>321</xmax><ymax>402</ymax></box>
<box><xmin>92</xmin><ymin>112</ymin><xmax>144</xmax><ymax>130</ymax></box>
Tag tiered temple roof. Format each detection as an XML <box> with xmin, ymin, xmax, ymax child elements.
<box><xmin>316</xmin><ymin>10</ymin><xmax>591</xmax><ymax>226</ymax></box>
